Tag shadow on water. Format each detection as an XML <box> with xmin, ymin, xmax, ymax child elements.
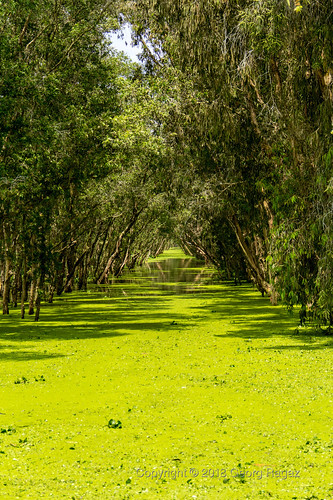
<box><xmin>0</xmin><ymin>257</ymin><xmax>204</xmax><ymax>361</ymax></box>
<box><xmin>169</xmin><ymin>259</ymin><xmax>333</xmax><ymax>350</ymax></box>
<box><xmin>206</xmin><ymin>291</ymin><xmax>333</xmax><ymax>350</ymax></box>
<box><xmin>0</xmin><ymin>256</ymin><xmax>202</xmax><ymax>363</ymax></box>
<box><xmin>261</xmin><ymin>341</ymin><xmax>333</xmax><ymax>350</ymax></box>
<box><xmin>1</xmin><ymin>253</ymin><xmax>330</xmax><ymax>359</ymax></box>
<box><xmin>0</xmin><ymin>301</ymin><xmax>192</xmax><ymax>340</ymax></box>
<box><xmin>0</xmin><ymin>350</ymin><xmax>66</xmax><ymax>362</ymax></box>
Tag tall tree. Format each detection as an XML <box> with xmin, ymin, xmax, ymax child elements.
<box><xmin>128</xmin><ymin>0</ymin><xmax>333</xmax><ymax>323</ymax></box>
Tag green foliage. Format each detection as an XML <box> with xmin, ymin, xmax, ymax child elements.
<box><xmin>108</xmin><ymin>419</ymin><xmax>122</xmax><ymax>429</ymax></box>
<box><xmin>0</xmin><ymin>0</ymin><xmax>175</xmax><ymax>316</ymax></box>
<box><xmin>0</xmin><ymin>0</ymin><xmax>332</xmax><ymax>324</ymax></box>
<box><xmin>126</xmin><ymin>0</ymin><xmax>333</xmax><ymax>321</ymax></box>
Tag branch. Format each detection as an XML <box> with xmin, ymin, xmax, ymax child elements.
<box><xmin>246</xmin><ymin>92</ymin><xmax>262</xmax><ymax>138</ymax></box>
<box><xmin>249</xmin><ymin>78</ymin><xmax>265</xmax><ymax>105</ymax></box>
<box><xmin>48</xmin><ymin>0</ymin><xmax>114</xmax><ymax>73</ymax></box>
<box><xmin>19</xmin><ymin>15</ymin><xmax>31</xmax><ymax>46</ymax></box>
<box><xmin>270</xmin><ymin>57</ymin><xmax>282</xmax><ymax>97</ymax></box>
<box><xmin>48</xmin><ymin>27</ymin><xmax>89</xmax><ymax>73</ymax></box>
<box><xmin>63</xmin><ymin>250</ymin><xmax>88</xmax><ymax>290</ymax></box>
<box><xmin>25</xmin><ymin>24</ymin><xmax>49</xmax><ymax>53</ymax></box>
<box><xmin>138</xmin><ymin>34</ymin><xmax>163</xmax><ymax>67</ymax></box>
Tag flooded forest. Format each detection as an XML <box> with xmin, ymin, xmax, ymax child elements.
<box><xmin>0</xmin><ymin>1</ymin><xmax>332</xmax><ymax>499</ymax></box>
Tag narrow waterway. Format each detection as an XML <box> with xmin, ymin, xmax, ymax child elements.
<box><xmin>1</xmin><ymin>249</ymin><xmax>331</xmax><ymax>500</ymax></box>
<box><xmin>98</xmin><ymin>250</ymin><xmax>220</xmax><ymax>297</ymax></box>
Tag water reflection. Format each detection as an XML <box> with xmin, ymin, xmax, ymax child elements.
<box><xmin>94</xmin><ymin>257</ymin><xmax>220</xmax><ymax>297</ymax></box>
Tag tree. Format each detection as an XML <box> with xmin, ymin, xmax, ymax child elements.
<box><xmin>0</xmin><ymin>0</ymin><xmax>122</xmax><ymax>317</ymax></box>
<box><xmin>128</xmin><ymin>0</ymin><xmax>333</xmax><ymax>323</ymax></box>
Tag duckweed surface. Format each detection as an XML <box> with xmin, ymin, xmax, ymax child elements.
<box><xmin>0</xmin><ymin>248</ymin><xmax>332</xmax><ymax>499</ymax></box>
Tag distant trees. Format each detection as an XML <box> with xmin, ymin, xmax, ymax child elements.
<box><xmin>127</xmin><ymin>0</ymin><xmax>333</xmax><ymax>325</ymax></box>
<box><xmin>0</xmin><ymin>0</ymin><xmax>172</xmax><ymax>319</ymax></box>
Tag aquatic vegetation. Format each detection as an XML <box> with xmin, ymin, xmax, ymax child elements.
<box><xmin>0</xmin><ymin>252</ymin><xmax>332</xmax><ymax>499</ymax></box>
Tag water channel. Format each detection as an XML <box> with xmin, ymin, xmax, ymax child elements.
<box><xmin>98</xmin><ymin>249</ymin><xmax>222</xmax><ymax>298</ymax></box>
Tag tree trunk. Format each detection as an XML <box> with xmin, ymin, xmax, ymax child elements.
<box><xmin>34</xmin><ymin>288</ymin><xmax>41</xmax><ymax>321</ymax></box>
<box><xmin>56</xmin><ymin>256</ymin><xmax>66</xmax><ymax>296</ymax></box>
<box><xmin>97</xmin><ymin>209</ymin><xmax>143</xmax><ymax>284</ymax></box>
<box><xmin>48</xmin><ymin>284</ymin><xmax>55</xmax><ymax>304</ymax></box>
<box><xmin>2</xmin><ymin>256</ymin><xmax>10</xmax><ymax>315</ymax></box>
<box><xmin>153</xmin><ymin>239</ymin><xmax>166</xmax><ymax>258</ymax></box>
<box><xmin>64</xmin><ymin>243</ymin><xmax>76</xmax><ymax>293</ymax></box>
<box><xmin>28</xmin><ymin>273</ymin><xmax>37</xmax><ymax>315</ymax></box>
<box><xmin>59</xmin><ymin>250</ymin><xmax>87</xmax><ymax>295</ymax></box>
<box><xmin>114</xmin><ymin>244</ymin><xmax>130</xmax><ymax>277</ymax></box>
<box><xmin>34</xmin><ymin>273</ymin><xmax>45</xmax><ymax>322</ymax></box>
<box><xmin>21</xmin><ymin>256</ymin><xmax>27</xmax><ymax>318</ymax></box>
<box><xmin>78</xmin><ymin>256</ymin><xmax>88</xmax><ymax>291</ymax></box>
<box><xmin>11</xmin><ymin>269</ymin><xmax>19</xmax><ymax>308</ymax></box>
<box><xmin>2</xmin><ymin>223</ymin><xmax>11</xmax><ymax>315</ymax></box>
<box><xmin>93</xmin><ymin>227</ymin><xmax>110</xmax><ymax>282</ymax></box>
<box><xmin>229</xmin><ymin>215</ymin><xmax>271</xmax><ymax>296</ymax></box>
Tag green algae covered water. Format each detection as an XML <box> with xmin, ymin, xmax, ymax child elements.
<box><xmin>0</xmin><ymin>248</ymin><xmax>332</xmax><ymax>499</ymax></box>
<box><xmin>96</xmin><ymin>247</ymin><xmax>219</xmax><ymax>296</ymax></box>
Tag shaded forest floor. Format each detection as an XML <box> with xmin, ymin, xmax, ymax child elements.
<box><xmin>0</xmin><ymin>250</ymin><xmax>332</xmax><ymax>499</ymax></box>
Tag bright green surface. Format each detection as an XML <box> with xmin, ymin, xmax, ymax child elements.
<box><xmin>147</xmin><ymin>247</ymin><xmax>192</xmax><ymax>261</ymax></box>
<box><xmin>0</xmin><ymin>251</ymin><xmax>332</xmax><ymax>499</ymax></box>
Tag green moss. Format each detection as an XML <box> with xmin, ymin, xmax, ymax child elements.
<box><xmin>0</xmin><ymin>250</ymin><xmax>332</xmax><ymax>498</ymax></box>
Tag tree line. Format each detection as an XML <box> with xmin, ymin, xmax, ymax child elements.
<box><xmin>0</xmin><ymin>0</ymin><xmax>171</xmax><ymax>320</ymax></box>
<box><xmin>0</xmin><ymin>0</ymin><xmax>332</xmax><ymax>328</ymax></box>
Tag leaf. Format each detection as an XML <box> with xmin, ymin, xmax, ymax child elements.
<box><xmin>108</xmin><ymin>419</ymin><xmax>122</xmax><ymax>429</ymax></box>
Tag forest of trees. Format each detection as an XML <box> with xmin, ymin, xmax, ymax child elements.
<box><xmin>0</xmin><ymin>0</ymin><xmax>332</xmax><ymax>327</ymax></box>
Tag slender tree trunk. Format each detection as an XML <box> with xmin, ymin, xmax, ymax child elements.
<box><xmin>28</xmin><ymin>269</ymin><xmax>37</xmax><ymax>315</ymax></box>
<box><xmin>97</xmin><ymin>210</ymin><xmax>143</xmax><ymax>284</ymax></box>
<box><xmin>48</xmin><ymin>285</ymin><xmax>55</xmax><ymax>303</ymax></box>
<box><xmin>64</xmin><ymin>176</ymin><xmax>77</xmax><ymax>293</ymax></box>
<box><xmin>34</xmin><ymin>273</ymin><xmax>45</xmax><ymax>322</ymax></box>
<box><xmin>93</xmin><ymin>227</ymin><xmax>109</xmax><ymax>282</ymax></box>
<box><xmin>229</xmin><ymin>215</ymin><xmax>271</xmax><ymax>296</ymax></box>
<box><xmin>21</xmin><ymin>256</ymin><xmax>27</xmax><ymax>318</ymax></box>
<box><xmin>2</xmin><ymin>256</ymin><xmax>10</xmax><ymax>315</ymax></box>
<box><xmin>78</xmin><ymin>256</ymin><xmax>88</xmax><ymax>291</ymax></box>
<box><xmin>11</xmin><ymin>270</ymin><xmax>19</xmax><ymax>308</ymax></box>
<box><xmin>58</xmin><ymin>250</ymin><xmax>87</xmax><ymax>295</ymax></box>
<box><xmin>34</xmin><ymin>287</ymin><xmax>41</xmax><ymax>321</ymax></box>
<box><xmin>64</xmin><ymin>242</ymin><xmax>76</xmax><ymax>293</ymax></box>
<box><xmin>56</xmin><ymin>256</ymin><xmax>66</xmax><ymax>296</ymax></box>
<box><xmin>2</xmin><ymin>223</ymin><xmax>11</xmax><ymax>315</ymax></box>
<box><xmin>153</xmin><ymin>239</ymin><xmax>166</xmax><ymax>258</ymax></box>
<box><xmin>114</xmin><ymin>244</ymin><xmax>130</xmax><ymax>277</ymax></box>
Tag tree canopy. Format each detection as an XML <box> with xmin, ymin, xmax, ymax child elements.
<box><xmin>0</xmin><ymin>0</ymin><xmax>332</xmax><ymax>327</ymax></box>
